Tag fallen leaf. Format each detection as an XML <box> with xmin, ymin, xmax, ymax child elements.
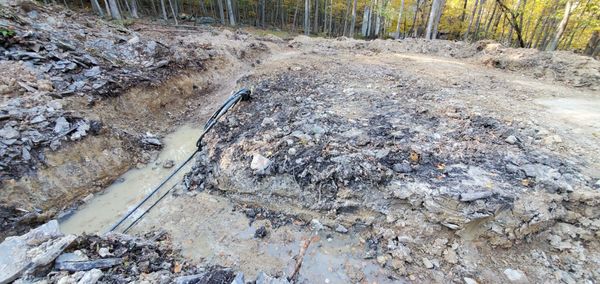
<box><xmin>173</xmin><ymin>262</ymin><xmax>182</xmax><ymax>273</ymax></box>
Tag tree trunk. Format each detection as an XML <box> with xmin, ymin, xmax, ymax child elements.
<box><xmin>304</xmin><ymin>0</ymin><xmax>310</xmax><ymax>35</ymax></box>
<box><xmin>108</xmin><ymin>0</ymin><xmax>122</xmax><ymax>19</ymax></box>
<box><xmin>464</xmin><ymin>0</ymin><xmax>479</xmax><ymax>40</ymax></box>
<box><xmin>216</xmin><ymin>0</ymin><xmax>225</xmax><ymax>24</ymax></box>
<box><xmin>495</xmin><ymin>0</ymin><xmax>526</xmax><ymax>47</ymax></box>
<box><xmin>199</xmin><ymin>0</ymin><xmax>206</xmax><ymax>16</ymax></box>
<box><xmin>432</xmin><ymin>0</ymin><xmax>445</xmax><ymax>38</ymax></box>
<box><xmin>547</xmin><ymin>0</ymin><xmax>575</xmax><ymax>51</ymax></box>
<box><xmin>130</xmin><ymin>0</ymin><xmax>139</xmax><ymax>18</ymax></box>
<box><xmin>425</xmin><ymin>0</ymin><xmax>443</xmax><ymax>39</ymax></box>
<box><xmin>473</xmin><ymin>0</ymin><xmax>486</xmax><ymax>40</ymax></box>
<box><xmin>92</xmin><ymin>0</ymin><xmax>105</xmax><ymax>16</ymax></box>
<box><xmin>160</xmin><ymin>0</ymin><xmax>168</xmax><ymax>20</ymax></box>
<box><xmin>168</xmin><ymin>0</ymin><xmax>178</xmax><ymax>24</ymax></box>
<box><xmin>226</xmin><ymin>0</ymin><xmax>235</xmax><ymax>25</ymax></box>
<box><xmin>260</xmin><ymin>0</ymin><xmax>265</xmax><ymax>27</ymax></box>
<box><xmin>313</xmin><ymin>0</ymin><xmax>319</xmax><ymax>33</ymax></box>
<box><xmin>523</xmin><ymin>0</ymin><xmax>536</xmax><ymax>43</ymax></box>
<box><xmin>343</xmin><ymin>0</ymin><xmax>350</xmax><ymax>36</ymax></box>
<box><xmin>409</xmin><ymin>0</ymin><xmax>421</xmax><ymax>37</ymax></box>
<box><xmin>349</xmin><ymin>0</ymin><xmax>357</xmax><ymax>37</ymax></box>
<box><xmin>362</xmin><ymin>5</ymin><xmax>370</xmax><ymax>37</ymax></box>
<box><xmin>292</xmin><ymin>0</ymin><xmax>299</xmax><ymax>32</ymax></box>
<box><xmin>584</xmin><ymin>30</ymin><xmax>599</xmax><ymax>57</ymax></box>
<box><xmin>395</xmin><ymin>0</ymin><xmax>405</xmax><ymax>39</ymax></box>
<box><xmin>460</xmin><ymin>0</ymin><xmax>468</xmax><ymax>22</ymax></box>
<box><xmin>507</xmin><ymin>0</ymin><xmax>520</xmax><ymax>43</ymax></box>
<box><xmin>484</xmin><ymin>2</ymin><xmax>497</xmax><ymax>37</ymax></box>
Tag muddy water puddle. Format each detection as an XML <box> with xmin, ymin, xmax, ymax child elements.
<box><xmin>133</xmin><ymin>192</ymin><xmax>394</xmax><ymax>282</ymax></box>
<box><xmin>59</xmin><ymin>125</ymin><xmax>202</xmax><ymax>234</ymax></box>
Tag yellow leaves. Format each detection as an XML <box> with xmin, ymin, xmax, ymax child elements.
<box><xmin>173</xmin><ymin>261</ymin><xmax>182</xmax><ymax>273</ymax></box>
<box><xmin>409</xmin><ymin>151</ymin><xmax>420</xmax><ymax>163</ymax></box>
<box><xmin>436</xmin><ymin>163</ymin><xmax>446</xmax><ymax>171</ymax></box>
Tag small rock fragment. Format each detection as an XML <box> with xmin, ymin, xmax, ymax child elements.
<box><xmin>464</xmin><ymin>277</ymin><xmax>479</xmax><ymax>284</ymax></box>
<box><xmin>543</xmin><ymin>135</ymin><xmax>562</xmax><ymax>145</ymax></box>
<box><xmin>503</xmin><ymin>269</ymin><xmax>528</xmax><ymax>283</ymax></box>
<box><xmin>97</xmin><ymin>247</ymin><xmax>112</xmax><ymax>258</ymax></box>
<box><xmin>335</xmin><ymin>224</ymin><xmax>348</xmax><ymax>233</ymax></box>
<box><xmin>250</xmin><ymin>153</ymin><xmax>271</xmax><ymax>173</ymax></box>
<box><xmin>392</xmin><ymin>162</ymin><xmax>412</xmax><ymax>173</ymax></box>
<box><xmin>77</xmin><ymin>269</ymin><xmax>103</xmax><ymax>284</ymax></box>
<box><xmin>310</xmin><ymin>219</ymin><xmax>323</xmax><ymax>231</ymax></box>
<box><xmin>163</xmin><ymin>160</ymin><xmax>175</xmax><ymax>168</ymax></box>
<box><xmin>460</xmin><ymin>191</ymin><xmax>493</xmax><ymax>202</ymax></box>
<box><xmin>254</xmin><ymin>226</ymin><xmax>268</xmax><ymax>238</ymax></box>
<box><xmin>0</xmin><ymin>126</ymin><xmax>19</xmax><ymax>139</ymax></box>
<box><xmin>84</xmin><ymin>67</ymin><xmax>101</xmax><ymax>77</ymax></box>
<box><xmin>505</xmin><ymin>135</ymin><xmax>517</xmax><ymax>144</ymax></box>
<box><xmin>31</xmin><ymin>115</ymin><xmax>46</xmax><ymax>124</ymax></box>
<box><xmin>422</xmin><ymin>258</ymin><xmax>434</xmax><ymax>269</ymax></box>
<box><xmin>54</xmin><ymin>117</ymin><xmax>70</xmax><ymax>134</ymax></box>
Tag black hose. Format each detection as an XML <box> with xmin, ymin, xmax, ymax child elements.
<box><xmin>108</xmin><ymin>149</ymin><xmax>199</xmax><ymax>232</ymax></box>
<box><xmin>108</xmin><ymin>87</ymin><xmax>251</xmax><ymax>233</ymax></box>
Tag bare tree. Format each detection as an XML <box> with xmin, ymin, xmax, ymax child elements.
<box><xmin>425</xmin><ymin>0</ymin><xmax>443</xmax><ymax>39</ymax></box>
<box><xmin>473</xmin><ymin>0</ymin><xmax>486</xmax><ymax>40</ymax></box>
<box><xmin>394</xmin><ymin>0</ymin><xmax>405</xmax><ymax>39</ymax></box>
<box><xmin>168</xmin><ymin>0</ymin><xmax>178</xmax><ymax>24</ymax></box>
<box><xmin>217</xmin><ymin>0</ymin><xmax>225</xmax><ymax>24</ymax></box>
<box><xmin>464</xmin><ymin>0</ymin><xmax>479</xmax><ymax>40</ymax></box>
<box><xmin>547</xmin><ymin>0</ymin><xmax>576</xmax><ymax>51</ymax></box>
<box><xmin>409</xmin><ymin>0</ymin><xmax>421</xmax><ymax>37</ymax></box>
<box><xmin>349</xmin><ymin>0</ymin><xmax>357</xmax><ymax>37</ymax></box>
<box><xmin>313</xmin><ymin>0</ymin><xmax>319</xmax><ymax>33</ymax></box>
<box><xmin>226</xmin><ymin>0</ymin><xmax>236</xmax><ymax>25</ymax></box>
<box><xmin>584</xmin><ymin>30</ymin><xmax>599</xmax><ymax>57</ymax></box>
<box><xmin>108</xmin><ymin>0</ymin><xmax>122</xmax><ymax>19</ymax></box>
<box><xmin>495</xmin><ymin>0</ymin><xmax>525</xmax><ymax>47</ymax></box>
<box><xmin>159</xmin><ymin>0</ymin><xmax>168</xmax><ymax>20</ymax></box>
<box><xmin>91</xmin><ymin>0</ymin><xmax>105</xmax><ymax>16</ymax></box>
<box><xmin>304</xmin><ymin>0</ymin><xmax>310</xmax><ymax>35</ymax></box>
<box><xmin>130</xmin><ymin>0</ymin><xmax>139</xmax><ymax>18</ymax></box>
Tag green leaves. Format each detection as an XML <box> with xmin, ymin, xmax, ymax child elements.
<box><xmin>0</xmin><ymin>28</ymin><xmax>16</xmax><ymax>38</ymax></box>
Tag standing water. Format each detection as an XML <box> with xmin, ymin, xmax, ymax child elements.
<box><xmin>59</xmin><ymin>125</ymin><xmax>202</xmax><ymax>235</ymax></box>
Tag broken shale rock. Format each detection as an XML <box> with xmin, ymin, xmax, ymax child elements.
<box><xmin>0</xmin><ymin>220</ymin><xmax>75</xmax><ymax>284</ymax></box>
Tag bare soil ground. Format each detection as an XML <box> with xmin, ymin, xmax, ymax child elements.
<box><xmin>135</xmin><ymin>38</ymin><xmax>600</xmax><ymax>283</ymax></box>
<box><xmin>1</xmin><ymin>1</ymin><xmax>600</xmax><ymax>283</ymax></box>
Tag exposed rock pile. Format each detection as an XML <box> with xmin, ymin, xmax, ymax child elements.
<box><xmin>185</xmin><ymin>54</ymin><xmax>600</xmax><ymax>282</ymax></box>
<box><xmin>0</xmin><ymin>220</ymin><xmax>291</xmax><ymax>284</ymax></box>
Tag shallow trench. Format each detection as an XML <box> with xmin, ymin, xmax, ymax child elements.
<box><xmin>0</xmin><ymin>57</ymin><xmax>253</xmax><ymax>239</ymax></box>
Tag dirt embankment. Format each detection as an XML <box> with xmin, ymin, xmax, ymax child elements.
<box><xmin>0</xmin><ymin>0</ymin><xmax>274</xmax><ymax>239</ymax></box>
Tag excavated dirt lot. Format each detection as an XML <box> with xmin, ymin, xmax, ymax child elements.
<box><xmin>2</xmin><ymin>1</ymin><xmax>600</xmax><ymax>283</ymax></box>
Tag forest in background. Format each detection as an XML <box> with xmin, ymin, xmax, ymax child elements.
<box><xmin>44</xmin><ymin>0</ymin><xmax>600</xmax><ymax>55</ymax></box>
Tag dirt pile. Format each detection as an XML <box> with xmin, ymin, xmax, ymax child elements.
<box><xmin>184</xmin><ymin>52</ymin><xmax>600</xmax><ymax>282</ymax></box>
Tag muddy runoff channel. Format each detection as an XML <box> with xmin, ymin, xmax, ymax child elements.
<box><xmin>59</xmin><ymin>124</ymin><xmax>200</xmax><ymax>234</ymax></box>
<box><xmin>56</xmin><ymin>95</ymin><xmax>385</xmax><ymax>281</ymax></box>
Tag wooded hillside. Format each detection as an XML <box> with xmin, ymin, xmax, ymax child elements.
<box><xmin>32</xmin><ymin>0</ymin><xmax>600</xmax><ymax>57</ymax></box>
